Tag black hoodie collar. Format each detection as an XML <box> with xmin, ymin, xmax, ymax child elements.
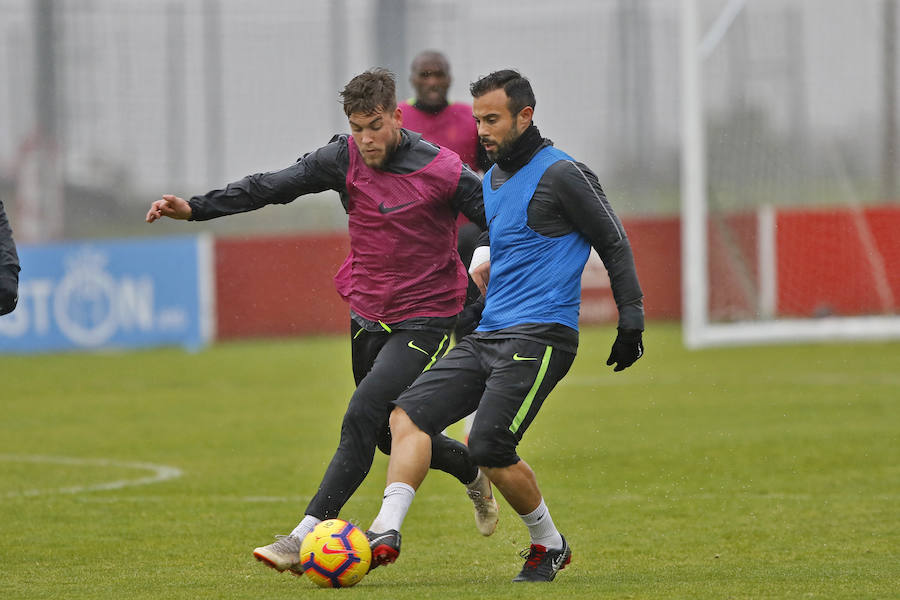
<box><xmin>495</xmin><ymin>123</ymin><xmax>550</xmax><ymax>173</ymax></box>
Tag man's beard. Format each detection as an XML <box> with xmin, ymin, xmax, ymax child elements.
<box><xmin>484</xmin><ymin>126</ymin><xmax>521</xmax><ymax>163</ymax></box>
<box><xmin>416</xmin><ymin>89</ymin><xmax>448</xmax><ymax>113</ymax></box>
<box><xmin>367</xmin><ymin>133</ymin><xmax>401</xmax><ymax>169</ymax></box>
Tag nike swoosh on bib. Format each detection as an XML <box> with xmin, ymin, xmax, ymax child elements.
<box><xmin>378</xmin><ymin>201</ymin><xmax>416</xmax><ymax>214</ymax></box>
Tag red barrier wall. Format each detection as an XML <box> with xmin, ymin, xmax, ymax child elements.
<box><xmin>215</xmin><ymin>233</ymin><xmax>350</xmax><ymax>339</ymax></box>
<box><xmin>212</xmin><ymin>206</ymin><xmax>900</xmax><ymax>339</ymax></box>
<box><xmin>627</xmin><ymin>216</ymin><xmax>682</xmax><ymax>319</ymax></box>
<box><xmin>777</xmin><ymin>205</ymin><xmax>900</xmax><ymax>316</ymax></box>
<box><xmin>704</xmin><ymin>205</ymin><xmax>900</xmax><ymax>319</ymax></box>
<box><xmin>213</xmin><ymin>218</ymin><xmax>683</xmax><ymax>339</ymax></box>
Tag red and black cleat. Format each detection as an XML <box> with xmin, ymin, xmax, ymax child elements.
<box><xmin>512</xmin><ymin>535</ymin><xmax>572</xmax><ymax>582</ymax></box>
<box><xmin>365</xmin><ymin>529</ymin><xmax>401</xmax><ymax>571</ymax></box>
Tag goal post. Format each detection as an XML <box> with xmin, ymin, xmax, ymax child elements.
<box><xmin>679</xmin><ymin>0</ymin><xmax>900</xmax><ymax>348</ymax></box>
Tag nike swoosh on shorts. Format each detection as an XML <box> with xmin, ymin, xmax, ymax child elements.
<box><xmin>408</xmin><ymin>341</ymin><xmax>429</xmax><ymax>355</ymax></box>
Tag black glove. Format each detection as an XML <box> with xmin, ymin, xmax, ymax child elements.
<box><xmin>455</xmin><ymin>298</ymin><xmax>484</xmax><ymax>340</ymax></box>
<box><xmin>606</xmin><ymin>328</ymin><xmax>644</xmax><ymax>372</ymax></box>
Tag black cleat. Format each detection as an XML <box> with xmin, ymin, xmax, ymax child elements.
<box><xmin>365</xmin><ymin>529</ymin><xmax>401</xmax><ymax>570</ymax></box>
<box><xmin>512</xmin><ymin>535</ymin><xmax>572</xmax><ymax>582</ymax></box>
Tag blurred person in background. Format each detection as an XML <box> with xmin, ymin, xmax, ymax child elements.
<box><xmin>364</xmin><ymin>69</ymin><xmax>645</xmax><ymax>582</ymax></box>
<box><xmin>400</xmin><ymin>50</ymin><xmax>490</xmax><ymax>321</ymax></box>
<box><xmin>400</xmin><ymin>50</ymin><xmax>487</xmax><ymax>174</ymax></box>
<box><xmin>145</xmin><ymin>68</ymin><xmax>498</xmax><ymax>576</ymax></box>
<box><xmin>0</xmin><ymin>199</ymin><xmax>20</xmax><ymax>316</ymax></box>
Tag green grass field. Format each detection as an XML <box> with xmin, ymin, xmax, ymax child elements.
<box><xmin>1</xmin><ymin>322</ymin><xmax>897</xmax><ymax>599</ymax></box>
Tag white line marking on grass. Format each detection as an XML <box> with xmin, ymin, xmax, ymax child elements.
<box><xmin>67</xmin><ymin>493</ymin><xmax>463</xmax><ymax>504</ymax></box>
<box><xmin>35</xmin><ymin>490</ymin><xmax>900</xmax><ymax>508</ymax></box>
<box><xmin>66</xmin><ymin>495</ymin><xmax>312</xmax><ymax>504</ymax></box>
<box><xmin>0</xmin><ymin>454</ymin><xmax>183</xmax><ymax>498</ymax></box>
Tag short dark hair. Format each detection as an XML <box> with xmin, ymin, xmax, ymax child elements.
<box><xmin>469</xmin><ymin>69</ymin><xmax>536</xmax><ymax>116</ymax></box>
<box><xmin>340</xmin><ymin>69</ymin><xmax>397</xmax><ymax>117</ymax></box>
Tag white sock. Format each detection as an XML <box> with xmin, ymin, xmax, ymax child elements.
<box><xmin>520</xmin><ymin>498</ymin><xmax>563</xmax><ymax>550</ymax></box>
<box><xmin>369</xmin><ymin>482</ymin><xmax>416</xmax><ymax>533</ymax></box>
<box><xmin>290</xmin><ymin>514</ymin><xmax>321</xmax><ymax>541</ymax></box>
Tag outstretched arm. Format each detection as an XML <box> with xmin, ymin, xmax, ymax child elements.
<box><xmin>146</xmin><ymin>194</ymin><xmax>192</xmax><ymax>223</ymax></box>
<box><xmin>146</xmin><ymin>136</ymin><xmax>350</xmax><ymax>224</ymax></box>
<box><xmin>190</xmin><ymin>140</ymin><xmax>349</xmax><ymax>221</ymax></box>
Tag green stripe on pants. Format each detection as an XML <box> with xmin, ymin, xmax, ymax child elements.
<box><xmin>422</xmin><ymin>334</ymin><xmax>449</xmax><ymax>372</ymax></box>
<box><xmin>509</xmin><ymin>345</ymin><xmax>553</xmax><ymax>434</ymax></box>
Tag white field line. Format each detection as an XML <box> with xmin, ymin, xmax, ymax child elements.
<box><xmin>39</xmin><ymin>492</ymin><xmax>900</xmax><ymax>505</ymax></box>
<box><xmin>22</xmin><ymin>493</ymin><xmax>461</xmax><ymax>505</ymax></box>
<box><xmin>1</xmin><ymin>454</ymin><xmax>183</xmax><ymax>498</ymax></box>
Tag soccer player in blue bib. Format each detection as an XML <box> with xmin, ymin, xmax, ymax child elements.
<box><xmin>365</xmin><ymin>70</ymin><xmax>645</xmax><ymax>582</ymax></box>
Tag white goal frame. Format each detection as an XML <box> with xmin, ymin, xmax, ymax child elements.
<box><xmin>679</xmin><ymin>0</ymin><xmax>900</xmax><ymax>348</ymax></box>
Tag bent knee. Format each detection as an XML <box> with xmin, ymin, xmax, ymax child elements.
<box><xmin>388</xmin><ymin>406</ymin><xmax>419</xmax><ymax>437</ymax></box>
<box><xmin>466</xmin><ymin>433</ymin><xmax>518</xmax><ymax>468</ymax></box>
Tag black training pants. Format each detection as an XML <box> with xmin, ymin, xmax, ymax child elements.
<box><xmin>304</xmin><ymin>319</ymin><xmax>476</xmax><ymax>520</ymax></box>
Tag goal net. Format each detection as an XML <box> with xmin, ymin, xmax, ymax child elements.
<box><xmin>680</xmin><ymin>0</ymin><xmax>900</xmax><ymax>347</ymax></box>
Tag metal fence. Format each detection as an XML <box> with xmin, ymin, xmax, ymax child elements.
<box><xmin>0</xmin><ymin>0</ymin><xmax>895</xmax><ymax>241</ymax></box>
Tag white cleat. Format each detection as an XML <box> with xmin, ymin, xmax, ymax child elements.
<box><xmin>253</xmin><ymin>534</ymin><xmax>304</xmax><ymax>575</ymax></box>
<box><xmin>466</xmin><ymin>470</ymin><xmax>499</xmax><ymax>536</ymax></box>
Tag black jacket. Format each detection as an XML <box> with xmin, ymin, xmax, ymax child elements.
<box><xmin>186</xmin><ymin>130</ymin><xmax>487</xmax><ymax>333</ymax></box>
<box><xmin>0</xmin><ymin>199</ymin><xmax>20</xmax><ymax>315</ymax></box>
<box><xmin>188</xmin><ymin>130</ymin><xmax>485</xmax><ymax>228</ymax></box>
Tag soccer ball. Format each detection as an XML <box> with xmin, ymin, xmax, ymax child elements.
<box><xmin>300</xmin><ymin>519</ymin><xmax>372</xmax><ymax>588</ymax></box>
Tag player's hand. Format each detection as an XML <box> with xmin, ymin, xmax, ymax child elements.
<box><xmin>455</xmin><ymin>298</ymin><xmax>484</xmax><ymax>339</ymax></box>
<box><xmin>146</xmin><ymin>194</ymin><xmax>192</xmax><ymax>223</ymax></box>
<box><xmin>606</xmin><ymin>328</ymin><xmax>644</xmax><ymax>372</ymax></box>
<box><xmin>470</xmin><ymin>261</ymin><xmax>491</xmax><ymax>296</ymax></box>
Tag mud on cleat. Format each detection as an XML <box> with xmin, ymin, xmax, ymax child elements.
<box><xmin>253</xmin><ymin>534</ymin><xmax>305</xmax><ymax>576</ymax></box>
<box><xmin>512</xmin><ymin>535</ymin><xmax>572</xmax><ymax>582</ymax></box>
<box><xmin>365</xmin><ymin>529</ymin><xmax>401</xmax><ymax>570</ymax></box>
<box><xmin>465</xmin><ymin>473</ymin><xmax>499</xmax><ymax>536</ymax></box>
